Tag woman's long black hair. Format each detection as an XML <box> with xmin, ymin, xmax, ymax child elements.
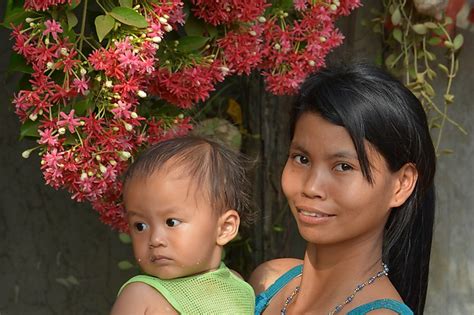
<box><xmin>290</xmin><ymin>63</ymin><xmax>436</xmax><ymax>314</ymax></box>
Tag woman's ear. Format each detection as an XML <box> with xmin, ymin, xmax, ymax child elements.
<box><xmin>390</xmin><ymin>163</ymin><xmax>418</xmax><ymax>208</ymax></box>
<box><xmin>216</xmin><ymin>210</ymin><xmax>240</xmax><ymax>246</ymax></box>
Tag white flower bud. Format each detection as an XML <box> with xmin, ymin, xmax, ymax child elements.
<box><xmin>178</xmin><ymin>113</ymin><xmax>184</xmax><ymax>119</ymax></box>
<box><xmin>249</xmin><ymin>30</ymin><xmax>257</xmax><ymax>36</ymax></box>
<box><xmin>80</xmin><ymin>172</ymin><xmax>88</xmax><ymax>180</ymax></box>
<box><xmin>163</xmin><ymin>14</ymin><xmax>170</xmax><ymax>19</ymax></box>
<box><xmin>26</xmin><ymin>18</ymin><xmax>34</xmax><ymax>23</ymax></box>
<box><xmin>109</xmin><ymin>159</ymin><xmax>117</xmax><ymax>166</ymax></box>
<box><xmin>29</xmin><ymin>22</ymin><xmax>35</xmax><ymax>27</ymax></box>
<box><xmin>258</xmin><ymin>16</ymin><xmax>266</xmax><ymax>23</ymax></box>
<box><xmin>330</xmin><ymin>4</ymin><xmax>338</xmax><ymax>11</ymax></box>
<box><xmin>22</xmin><ymin>149</ymin><xmax>32</xmax><ymax>159</ymax></box>
<box><xmin>164</xmin><ymin>25</ymin><xmax>173</xmax><ymax>32</ymax></box>
<box><xmin>137</xmin><ymin>90</ymin><xmax>147</xmax><ymax>98</ymax></box>
<box><xmin>124</xmin><ymin>122</ymin><xmax>133</xmax><ymax>131</ymax></box>
<box><xmin>60</xmin><ymin>48</ymin><xmax>68</xmax><ymax>56</ymax></box>
<box><xmin>130</xmin><ymin>112</ymin><xmax>138</xmax><ymax>119</ymax></box>
<box><xmin>95</xmin><ymin>155</ymin><xmax>101</xmax><ymax>161</ymax></box>
<box><xmin>29</xmin><ymin>113</ymin><xmax>38</xmax><ymax>121</ymax></box>
<box><xmin>319</xmin><ymin>36</ymin><xmax>327</xmax><ymax>42</ymax></box>
<box><xmin>152</xmin><ymin>36</ymin><xmax>162</xmax><ymax>43</ymax></box>
<box><xmin>46</xmin><ymin>62</ymin><xmax>54</xmax><ymax>69</ymax></box>
<box><xmin>45</xmin><ymin>38</ymin><xmax>50</xmax><ymax>45</ymax></box>
<box><xmin>158</xmin><ymin>17</ymin><xmax>168</xmax><ymax>24</ymax></box>
<box><xmin>308</xmin><ymin>60</ymin><xmax>316</xmax><ymax>67</ymax></box>
<box><xmin>87</xmin><ymin>171</ymin><xmax>94</xmax><ymax>176</ymax></box>
<box><xmin>38</xmin><ymin>109</ymin><xmax>43</xmax><ymax>115</ymax></box>
<box><xmin>99</xmin><ymin>163</ymin><xmax>107</xmax><ymax>174</ymax></box>
<box><xmin>118</xmin><ymin>151</ymin><xmax>131</xmax><ymax>161</ymax></box>
<box><xmin>274</xmin><ymin>43</ymin><xmax>281</xmax><ymax>50</ymax></box>
<box><xmin>58</xmin><ymin>127</ymin><xmax>66</xmax><ymax>135</ymax></box>
<box><xmin>105</xmin><ymin>80</ymin><xmax>113</xmax><ymax>88</ymax></box>
<box><xmin>80</xmin><ymin>68</ymin><xmax>87</xmax><ymax>75</ymax></box>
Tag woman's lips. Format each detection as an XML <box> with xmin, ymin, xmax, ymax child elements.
<box><xmin>296</xmin><ymin>207</ymin><xmax>335</xmax><ymax>223</ymax></box>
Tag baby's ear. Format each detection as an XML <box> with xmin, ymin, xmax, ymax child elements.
<box><xmin>216</xmin><ymin>210</ymin><xmax>240</xmax><ymax>246</ymax></box>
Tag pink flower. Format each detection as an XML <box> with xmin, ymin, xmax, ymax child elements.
<box><xmin>38</xmin><ymin>128</ymin><xmax>60</xmax><ymax>147</ymax></box>
<box><xmin>73</xmin><ymin>76</ymin><xmax>90</xmax><ymax>95</ymax></box>
<box><xmin>57</xmin><ymin>110</ymin><xmax>81</xmax><ymax>133</ymax></box>
<box><xmin>43</xmin><ymin>20</ymin><xmax>63</xmax><ymax>40</ymax></box>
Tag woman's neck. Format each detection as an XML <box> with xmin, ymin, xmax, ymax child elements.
<box><xmin>291</xmin><ymin>232</ymin><xmax>385</xmax><ymax>314</ymax></box>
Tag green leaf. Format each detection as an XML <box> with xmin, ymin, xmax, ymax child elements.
<box><xmin>119</xmin><ymin>0</ymin><xmax>133</xmax><ymax>8</ymax></box>
<box><xmin>1</xmin><ymin>7</ymin><xmax>33</xmax><ymax>28</ymax></box>
<box><xmin>392</xmin><ymin>28</ymin><xmax>402</xmax><ymax>43</ymax></box>
<box><xmin>427</xmin><ymin>37</ymin><xmax>441</xmax><ymax>46</ymax></box>
<box><xmin>66</xmin><ymin>11</ymin><xmax>78</xmax><ymax>31</ymax></box>
<box><xmin>95</xmin><ymin>14</ymin><xmax>115</xmax><ymax>42</ymax></box>
<box><xmin>437</xmin><ymin>63</ymin><xmax>450</xmax><ymax>76</ymax></box>
<box><xmin>66</xmin><ymin>275</ymin><xmax>79</xmax><ymax>285</ymax></box>
<box><xmin>453</xmin><ymin>34</ymin><xmax>464</xmax><ymax>51</ymax></box>
<box><xmin>385</xmin><ymin>53</ymin><xmax>397</xmax><ymax>68</ymax></box>
<box><xmin>109</xmin><ymin>7</ymin><xmax>148</xmax><ymax>28</ymax></box>
<box><xmin>412</xmin><ymin>24</ymin><xmax>427</xmax><ymax>35</ymax></box>
<box><xmin>432</xmin><ymin>27</ymin><xmax>445</xmax><ymax>36</ymax></box>
<box><xmin>7</xmin><ymin>53</ymin><xmax>33</xmax><ymax>74</ymax></box>
<box><xmin>177</xmin><ymin>36</ymin><xmax>209</xmax><ymax>53</ymax></box>
<box><xmin>73</xmin><ymin>96</ymin><xmax>95</xmax><ymax>115</ymax></box>
<box><xmin>69</xmin><ymin>0</ymin><xmax>81</xmax><ymax>9</ymax></box>
<box><xmin>118</xmin><ymin>260</ymin><xmax>135</xmax><ymax>270</ymax></box>
<box><xmin>424</xmin><ymin>22</ymin><xmax>438</xmax><ymax>29</ymax></box>
<box><xmin>184</xmin><ymin>14</ymin><xmax>207</xmax><ymax>37</ymax></box>
<box><xmin>20</xmin><ymin>120</ymin><xmax>40</xmax><ymax>139</ymax></box>
<box><xmin>425</xmin><ymin>51</ymin><xmax>436</xmax><ymax>61</ymax></box>
<box><xmin>391</xmin><ymin>7</ymin><xmax>401</xmax><ymax>26</ymax></box>
<box><xmin>118</xmin><ymin>233</ymin><xmax>132</xmax><ymax>244</ymax></box>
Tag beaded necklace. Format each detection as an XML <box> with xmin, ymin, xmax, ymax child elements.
<box><xmin>280</xmin><ymin>262</ymin><xmax>389</xmax><ymax>315</ymax></box>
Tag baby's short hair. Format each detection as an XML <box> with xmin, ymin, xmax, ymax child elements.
<box><xmin>123</xmin><ymin>136</ymin><xmax>253</xmax><ymax>224</ymax></box>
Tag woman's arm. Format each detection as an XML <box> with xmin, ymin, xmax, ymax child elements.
<box><xmin>110</xmin><ymin>282</ymin><xmax>178</xmax><ymax>315</ymax></box>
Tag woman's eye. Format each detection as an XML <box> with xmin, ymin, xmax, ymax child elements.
<box><xmin>134</xmin><ymin>222</ymin><xmax>148</xmax><ymax>232</ymax></box>
<box><xmin>293</xmin><ymin>154</ymin><xmax>309</xmax><ymax>165</ymax></box>
<box><xmin>166</xmin><ymin>218</ymin><xmax>181</xmax><ymax>227</ymax></box>
<box><xmin>334</xmin><ymin>163</ymin><xmax>353</xmax><ymax>172</ymax></box>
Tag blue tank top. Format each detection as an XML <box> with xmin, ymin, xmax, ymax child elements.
<box><xmin>255</xmin><ymin>264</ymin><xmax>413</xmax><ymax>315</ymax></box>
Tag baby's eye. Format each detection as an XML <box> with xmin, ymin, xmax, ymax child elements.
<box><xmin>293</xmin><ymin>154</ymin><xmax>310</xmax><ymax>165</ymax></box>
<box><xmin>166</xmin><ymin>218</ymin><xmax>181</xmax><ymax>227</ymax></box>
<box><xmin>134</xmin><ymin>222</ymin><xmax>148</xmax><ymax>232</ymax></box>
<box><xmin>334</xmin><ymin>163</ymin><xmax>353</xmax><ymax>172</ymax></box>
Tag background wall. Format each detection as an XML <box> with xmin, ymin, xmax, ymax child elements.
<box><xmin>1</xmin><ymin>2</ymin><xmax>473</xmax><ymax>314</ymax></box>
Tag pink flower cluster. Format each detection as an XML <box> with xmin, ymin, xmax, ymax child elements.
<box><xmin>12</xmin><ymin>2</ymin><xmax>191</xmax><ymax>230</ymax></box>
<box><xmin>218</xmin><ymin>0</ymin><xmax>361</xmax><ymax>94</ymax></box>
<box><xmin>191</xmin><ymin>0</ymin><xmax>269</xmax><ymax>25</ymax></box>
<box><xmin>25</xmin><ymin>0</ymin><xmax>72</xmax><ymax>11</ymax></box>
<box><xmin>10</xmin><ymin>0</ymin><xmax>360</xmax><ymax>230</ymax></box>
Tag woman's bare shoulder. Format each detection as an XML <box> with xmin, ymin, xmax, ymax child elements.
<box><xmin>248</xmin><ymin>258</ymin><xmax>303</xmax><ymax>295</ymax></box>
<box><xmin>110</xmin><ymin>282</ymin><xmax>178</xmax><ymax>315</ymax></box>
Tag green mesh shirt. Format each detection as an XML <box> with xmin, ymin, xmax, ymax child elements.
<box><xmin>118</xmin><ymin>262</ymin><xmax>255</xmax><ymax>314</ymax></box>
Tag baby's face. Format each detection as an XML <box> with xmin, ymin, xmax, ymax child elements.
<box><xmin>123</xmin><ymin>166</ymin><xmax>222</xmax><ymax>279</ymax></box>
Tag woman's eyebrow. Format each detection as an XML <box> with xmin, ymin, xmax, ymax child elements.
<box><xmin>331</xmin><ymin>150</ymin><xmax>358</xmax><ymax>160</ymax></box>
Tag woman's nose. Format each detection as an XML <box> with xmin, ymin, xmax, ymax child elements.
<box><xmin>302</xmin><ymin>169</ymin><xmax>327</xmax><ymax>200</ymax></box>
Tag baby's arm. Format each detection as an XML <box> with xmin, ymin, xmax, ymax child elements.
<box><xmin>110</xmin><ymin>282</ymin><xmax>178</xmax><ymax>315</ymax></box>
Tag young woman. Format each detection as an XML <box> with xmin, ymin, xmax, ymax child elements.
<box><xmin>250</xmin><ymin>63</ymin><xmax>436</xmax><ymax>314</ymax></box>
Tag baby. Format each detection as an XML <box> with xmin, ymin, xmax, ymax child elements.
<box><xmin>110</xmin><ymin>136</ymin><xmax>255</xmax><ymax>314</ymax></box>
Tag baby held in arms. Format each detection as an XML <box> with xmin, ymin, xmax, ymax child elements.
<box><xmin>110</xmin><ymin>136</ymin><xmax>255</xmax><ymax>314</ymax></box>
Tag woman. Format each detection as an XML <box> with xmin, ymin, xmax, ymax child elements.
<box><xmin>250</xmin><ymin>63</ymin><xmax>436</xmax><ymax>314</ymax></box>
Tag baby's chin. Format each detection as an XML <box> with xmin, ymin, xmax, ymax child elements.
<box><xmin>139</xmin><ymin>262</ymin><xmax>211</xmax><ymax>280</ymax></box>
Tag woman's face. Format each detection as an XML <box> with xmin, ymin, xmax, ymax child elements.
<box><xmin>282</xmin><ymin>112</ymin><xmax>401</xmax><ymax>245</ymax></box>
